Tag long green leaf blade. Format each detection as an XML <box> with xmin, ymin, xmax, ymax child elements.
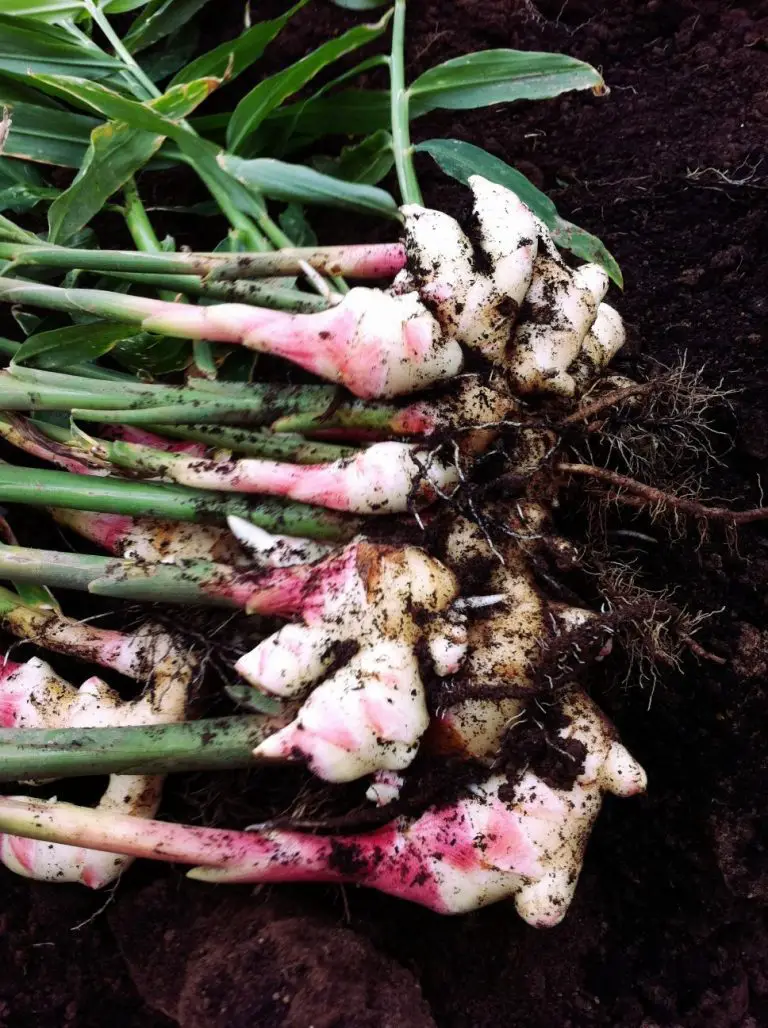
<box><xmin>12</xmin><ymin>322</ymin><xmax>143</xmax><ymax>369</ymax></box>
<box><xmin>171</xmin><ymin>0</ymin><xmax>308</xmax><ymax>87</ymax></box>
<box><xmin>417</xmin><ymin>138</ymin><xmax>622</xmax><ymax>287</ymax></box>
<box><xmin>313</xmin><ymin>130</ymin><xmax>394</xmax><ymax>185</ymax></box>
<box><xmin>409</xmin><ymin>49</ymin><xmax>604</xmax><ymax>112</ymax></box>
<box><xmin>0</xmin><ymin>101</ymin><xmax>96</xmax><ymax>166</ymax></box>
<box><xmin>123</xmin><ymin>0</ymin><xmax>213</xmax><ymax>54</ymax></box>
<box><xmin>47</xmin><ymin>76</ymin><xmax>219</xmax><ymax>243</ymax></box>
<box><xmin>25</xmin><ymin>74</ymin><xmax>186</xmax><ymax>135</ymax></box>
<box><xmin>1</xmin><ymin>0</ymin><xmax>83</xmax><ymax>22</ymax></box>
<box><xmin>227</xmin><ymin>12</ymin><xmax>392</xmax><ymax>152</ymax></box>
<box><xmin>219</xmin><ymin>154</ymin><xmax>399</xmax><ymax>217</ymax></box>
<box><xmin>0</xmin><ymin>15</ymin><xmax>126</xmax><ymax>81</ymax></box>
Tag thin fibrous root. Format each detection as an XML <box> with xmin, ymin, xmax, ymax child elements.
<box><xmin>558</xmin><ymin>383</ymin><xmax>655</xmax><ymax>427</ymax></box>
<box><xmin>557</xmin><ymin>463</ymin><xmax>768</xmax><ymax>525</ymax></box>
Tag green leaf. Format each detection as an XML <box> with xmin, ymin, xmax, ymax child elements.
<box><xmin>222</xmin><ymin>56</ymin><xmax>389</xmax><ymax>158</ymax></box>
<box><xmin>227</xmin><ymin>11</ymin><xmax>392</xmax><ymax>152</ymax></box>
<box><xmin>123</xmin><ymin>0</ymin><xmax>213</xmax><ymax>54</ymax></box>
<box><xmin>12</xmin><ymin>322</ymin><xmax>142</xmax><ymax>369</ymax></box>
<box><xmin>329</xmin><ymin>0</ymin><xmax>389</xmax><ymax>8</ymax></box>
<box><xmin>47</xmin><ymin>76</ymin><xmax>219</xmax><ymax>243</ymax></box>
<box><xmin>0</xmin><ymin>15</ymin><xmax>126</xmax><ymax>81</ymax></box>
<box><xmin>0</xmin><ymin>0</ymin><xmax>83</xmax><ymax>22</ymax></box>
<box><xmin>171</xmin><ymin>0</ymin><xmax>308</xmax><ymax>87</ymax></box>
<box><xmin>1</xmin><ymin>101</ymin><xmax>96</xmax><ymax>166</ymax></box>
<box><xmin>409</xmin><ymin>49</ymin><xmax>604</xmax><ymax>112</ymax></box>
<box><xmin>26</xmin><ymin>73</ymin><xmax>387</xmax><ymax>231</ymax></box>
<box><xmin>417</xmin><ymin>138</ymin><xmax>623</xmax><ymax>287</ymax></box>
<box><xmin>278</xmin><ymin>203</ymin><xmax>317</xmax><ymax>247</ymax></box>
<box><xmin>112</xmin><ymin>332</ymin><xmax>190</xmax><ymax>375</ymax></box>
<box><xmin>140</xmin><ymin>21</ymin><xmax>200</xmax><ymax>84</ymax></box>
<box><xmin>103</xmin><ymin>0</ymin><xmax>152</xmax><ymax>11</ymax></box>
<box><xmin>0</xmin><ymin>72</ymin><xmax>68</xmax><ymax>107</ymax></box>
<box><xmin>313</xmin><ymin>130</ymin><xmax>394</xmax><ymax>185</ymax></box>
<box><xmin>268</xmin><ymin>88</ymin><xmax>391</xmax><ymax>145</ymax></box>
<box><xmin>0</xmin><ymin>154</ymin><xmax>46</xmax><ymax>187</ymax></box>
<box><xmin>0</xmin><ymin>182</ymin><xmax>59</xmax><ymax>214</ymax></box>
<box><xmin>219</xmin><ymin>154</ymin><xmax>399</xmax><ymax>218</ymax></box>
<box><xmin>29</xmin><ymin>73</ymin><xmax>192</xmax><ymax>137</ymax></box>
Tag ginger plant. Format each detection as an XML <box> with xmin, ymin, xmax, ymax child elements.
<box><xmin>0</xmin><ymin>79</ymin><xmax>752</xmax><ymax>926</ymax></box>
<box><xmin>0</xmin><ymin>606</ymin><xmax>195</xmax><ymax>887</ymax></box>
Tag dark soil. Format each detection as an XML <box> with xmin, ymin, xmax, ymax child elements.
<box><xmin>1</xmin><ymin>0</ymin><xmax>768</xmax><ymax>1025</ymax></box>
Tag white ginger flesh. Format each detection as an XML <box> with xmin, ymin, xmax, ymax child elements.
<box><xmin>432</xmin><ymin>691</ymin><xmax>645</xmax><ymax>927</ymax></box>
<box><xmin>432</xmin><ymin>508</ymin><xmax>610</xmax><ymax>761</ymax></box>
<box><xmin>234</xmin><ymin>533</ymin><xmax>466</xmax><ymax>783</ymax></box>
<box><xmin>190</xmin><ymin>693</ymin><xmax>644</xmax><ymax>928</ymax></box>
<box><xmin>397</xmin><ymin>177</ymin><xmax>539</xmax><ymax>365</ymax></box>
<box><xmin>51</xmin><ymin>508</ymin><xmax>250</xmax><ymax>565</ymax></box>
<box><xmin>168</xmin><ymin>441</ymin><xmax>459</xmax><ymax>515</ymax></box>
<box><xmin>395</xmin><ymin>175</ymin><xmax>625</xmax><ymax>396</ymax></box>
<box><xmin>0</xmin><ymin>631</ymin><xmax>193</xmax><ymax>887</ymax></box>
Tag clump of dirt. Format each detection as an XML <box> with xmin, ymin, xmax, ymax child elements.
<box><xmin>109</xmin><ymin>879</ymin><xmax>435</xmax><ymax>1028</ymax></box>
<box><xmin>0</xmin><ymin>1</ymin><xmax>766</xmax><ymax>1026</ymax></box>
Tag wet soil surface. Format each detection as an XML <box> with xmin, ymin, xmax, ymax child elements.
<box><xmin>1</xmin><ymin>0</ymin><xmax>768</xmax><ymax>1025</ymax></box>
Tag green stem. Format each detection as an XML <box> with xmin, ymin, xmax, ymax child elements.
<box><xmin>0</xmin><ymin>274</ymin><xmax>329</xmax><ymax>335</ymax></box>
<box><xmin>0</xmin><ymin>242</ymin><xmax>405</xmax><ymax>281</ymax></box>
<box><xmin>156</xmin><ymin>424</ymin><xmax>355</xmax><ymax>462</ymax></box>
<box><xmin>105</xmin><ymin>271</ymin><xmax>328</xmax><ymax>312</ymax></box>
<box><xmin>0</xmin><ymin>214</ymin><xmax>39</xmax><ymax>246</ymax></box>
<box><xmin>0</xmin><ymin>375</ymin><xmax>338</xmax><ymax>429</ymax></box>
<box><xmin>390</xmin><ymin>0</ymin><xmax>422</xmax><ymax>205</ymax></box>
<box><xmin>272</xmin><ymin>402</ymin><xmax>403</xmax><ymax>435</ymax></box>
<box><xmin>0</xmin><ymin>545</ymin><xmax>246</xmax><ymax>606</ymax></box>
<box><xmin>0</xmin><ymin>717</ymin><xmax>275</xmax><ymax>781</ymax></box>
<box><xmin>193</xmin><ymin>166</ymin><xmax>269</xmax><ymax>252</ymax></box>
<box><xmin>0</xmin><ymin>377</ymin><xmax>336</xmax><ymax>427</ymax></box>
<box><xmin>0</xmin><ymin>466</ymin><xmax>359</xmax><ymax>540</ymax></box>
<box><xmin>31</xmin><ymin>416</ymin><xmax>353</xmax><ymax>465</ymax></box>
<box><xmin>85</xmin><ymin>0</ymin><xmax>160</xmax><ymax>101</ymax></box>
<box><xmin>122</xmin><ymin>178</ymin><xmax>164</xmax><ymax>254</ymax></box>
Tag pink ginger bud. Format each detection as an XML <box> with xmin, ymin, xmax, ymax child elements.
<box><xmin>0</xmin><ymin>647</ymin><xmax>192</xmax><ymax>887</ymax></box>
<box><xmin>0</xmin><ymin>691</ymin><xmax>643</xmax><ymax>924</ymax></box>
<box><xmin>234</xmin><ymin>536</ymin><xmax>465</xmax><ymax>782</ymax></box>
<box><xmin>166</xmin><ymin>442</ymin><xmax>458</xmax><ymax>514</ymax></box>
<box><xmin>144</xmin><ymin>288</ymin><xmax>464</xmax><ymax>400</ymax></box>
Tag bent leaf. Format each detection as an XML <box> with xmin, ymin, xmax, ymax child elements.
<box><xmin>219</xmin><ymin>154</ymin><xmax>399</xmax><ymax>217</ymax></box>
<box><xmin>313</xmin><ymin>130</ymin><xmax>394</xmax><ymax>185</ymax></box>
<box><xmin>409</xmin><ymin>49</ymin><xmax>604</xmax><ymax>112</ymax></box>
<box><xmin>417</xmin><ymin>138</ymin><xmax>622</xmax><ymax>287</ymax></box>
<box><xmin>1</xmin><ymin>101</ymin><xmax>96</xmax><ymax>166</ymax></box>
<box><xmin>123</xmin><ymin>0</ymin><xmax>213</xmax><ymax>54</ymax></box>
<box><xmin>171</xmin><ymin>0</ymin><xmax>308</xmax><ymax>87</ymax></box>
<box><xmin>227</xmin><ymin>12</ymin><xmax>392</xmax><ymax>152</ymax></box>
<box><xmin>12</xmin><ymin>322</ymin><xmax>142</xmax><ymax>369</ymax></box>
<box><xmin>47</xmin><ymin>76</ymin><xmax>219</xmax><ymax>243</ymax></box>
<box><xmin>1</xmin><ymin>0</ymin><xmax>83</xmax><ymax>22</ymax></box>
<box><xmin>0</xmin><ymin>15</ymin><xmax>126</xmax><ymax>81</ymax></box>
